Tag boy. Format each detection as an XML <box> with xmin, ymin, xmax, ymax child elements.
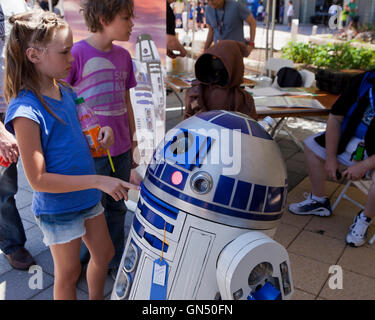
<box><xmin>65</xmin><ymin>0</ymin><xmax>138</xmax><ymax>278</ymax></box>
<box><xmin>289</xmin><ymin>70</ymin><xmax>375</xmax><ymax>248</ymax></box>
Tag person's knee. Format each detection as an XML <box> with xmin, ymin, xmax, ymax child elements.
<box><xmin>55</xmin><ymin>263</ymin><xmax>81</xmax><ymax>285</ymax></box>
<box><xmin>91</xmin><ymin>241</ymin><xmax>115</xmax><ymax>267</ymax></box>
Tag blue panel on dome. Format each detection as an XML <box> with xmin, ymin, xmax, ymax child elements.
<box><xmin>196</xmin><ymin>110</ymin><xmax>225</xmax><ymax>121</ymax></box>
<box><xmin>155</xmin><ymin>163</ymin><xmax>165</xmax><ymax>178</ymax></box>
<box><xmin>213</xmin><ymin>175</ymin><xmax>235</xmax><ymax>205</ymax></box>
<box><xmin>264</xmin><ymin>187</ymin><xmax>284</xmax><ymax>213</ymax></box>
<box><xmin>249</xmin><ymin>184</ymin><xmax>267</xmax><ymax>212</ymax></box>
<box><xmin>163</xmin><ymin>128</ymin><xmax>212</xmax><ymax>171</ymax></box>
<box><xmin>248</xmin><ymin>120</ymin><xmax>273</xmax><ymax>140</ymax></box>
<box><xmin>211</xmin><ymin>114</ymin><xmax>249</xmax><ymax>135</ymax></box>
<box><xmin>161</xmin><ymin>164</ymin><xmax>188</xmax><ymax>191</ymax></box>
<box><xmin>232</xmin><ymin>181</ymin><xmax>252</xmax><ymax>210</ymax></box>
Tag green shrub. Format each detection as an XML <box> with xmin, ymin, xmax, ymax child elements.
<box><xmin>281</xmin><ymin>41</ymin><xmax>375</xmax><ymax>70</ymax></box>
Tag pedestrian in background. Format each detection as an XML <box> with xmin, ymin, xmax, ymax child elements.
<box><xmin>0</xmin><ymin>0</ymin><xmax>36</xmax><ymax>272</ymax></box>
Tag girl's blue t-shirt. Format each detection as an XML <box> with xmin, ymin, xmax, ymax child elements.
<box><xmin>5</xmin><ymin>85</ymin><xmax>101</xmax><ymax>216</ymax></box>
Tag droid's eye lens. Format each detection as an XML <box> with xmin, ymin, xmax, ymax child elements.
<box><xmin>190</xmin><ymin>172</ymin><xmax>213</xmax><ymax>195</ymax></box>
<box><xmin>194</xmin><ymin>178</ymin><xmax>208</xmax><ymax>193</ymax></box>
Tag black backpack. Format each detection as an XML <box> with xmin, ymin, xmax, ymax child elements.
<box><xmin>276</xmin><ymin>67</ymin><xmax>302</xmax><ymax>87</ymax></box>
<box><xmin>316</xmin><ymin>69</ymin><xmax>361</xmax><ymax>94</ymax></box>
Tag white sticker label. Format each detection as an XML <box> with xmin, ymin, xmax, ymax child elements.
<box><xmin>152</xmin><ymin>262</ymin><xmax>167</xmax><ymax>286</ymax></box>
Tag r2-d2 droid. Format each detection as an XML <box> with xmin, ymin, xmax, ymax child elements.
<box><xmin>112</xmin><ymin>110</ymin><xmax>293</xmax><ymax>300</ymax></box>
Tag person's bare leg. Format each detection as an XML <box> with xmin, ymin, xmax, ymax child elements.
<box><xmin>304</xmin><ymin>144</ymin><xmax>327</xmax><ymax>197</ymax></box>
<box><xmin>82</xmin><ymin>213</ymin><xmax>114</xmax><ymax>300</ymax></box>
<box><xmin>50</xmin><ymin>238</ymin><xmax>82</xmax><ymax>300</ymax></box>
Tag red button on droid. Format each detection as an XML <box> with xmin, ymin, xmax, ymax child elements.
<box><xmin>171</xmin><ymin>171</ymin><xmax>183</xmax><ymax>185</ymax></box>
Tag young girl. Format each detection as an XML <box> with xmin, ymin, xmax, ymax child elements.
<box><xmin>4</xmin><ymin>10</ymin><xmax>138</xmax><ymax>300</ymax></box>
<box><xmin>65</xmin><ymin>0</ymin><xmax>139</xmax><ymax>279</ymax></box>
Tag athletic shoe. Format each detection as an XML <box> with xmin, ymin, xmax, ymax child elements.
<box><xmin>288</xmin><ymin>192</ymin><xmax>332</xmax><ymax>217</ymax></box>
<box><xmin>346</xmin><ymin>211</ymin><xmax>371</xmax><ymax>247</ymax></box>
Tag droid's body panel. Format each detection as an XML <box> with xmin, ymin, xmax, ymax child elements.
<box><xmin>136</xmin><ymin>34</ymin><xmax>165</xmax><ymax>124</ymax></box>
<box><xmin>112</xmin><ymin>111</ymin><xmax>293</xmax><ymax>300</ymax></box>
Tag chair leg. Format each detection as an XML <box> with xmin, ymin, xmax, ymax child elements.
<box><xmin>369</xmin><ymin>234</ymin><xmax>375</xmax><ymax>245</ymax></box>
<box><xmin>332</xmin><ymin>180</ymin><xmax>352</xmax><ymax>211</ymax></box>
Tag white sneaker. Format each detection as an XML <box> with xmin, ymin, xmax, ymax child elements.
<box><xmin>346</xmin><ymin>212</ymin><xmax>372</xmax><ymax>247</ymax></box>
<box><xmin>288</xmin><ymin>193</ymin><xmax>332</xmax><ymax>217</ymax></box>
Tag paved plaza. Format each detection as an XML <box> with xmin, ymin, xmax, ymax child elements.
<box><xmin>1</xmin><ymin>0</ymin><xmax>374</xmax><ymax>301</ymax></box>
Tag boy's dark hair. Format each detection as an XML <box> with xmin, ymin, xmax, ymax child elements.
<box><xmin>81</xmin><ymin>0</ymin><xmax>134</xmax><ymax>33</ymax></box>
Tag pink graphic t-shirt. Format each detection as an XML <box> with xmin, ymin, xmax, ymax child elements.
<box><xmin>65</xmin><ymin>40</ymin><xmax>137</xmax><ymax>157</ymax></box>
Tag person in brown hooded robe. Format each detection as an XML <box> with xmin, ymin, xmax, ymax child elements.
<box><xmin>184</xmin><ymin>40</ymin><xmax>257</xmax><ymax>120</ymax></box>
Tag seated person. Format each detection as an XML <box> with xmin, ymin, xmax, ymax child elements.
<box><xmin>184</xmin><ymin>40</ymin><xmax>257</xmax><ymax>120</ymax></box>
<box><xmin>289</xmin><ymin>70</ymin><xmax>375</xmax><ymax>247</ymax></box>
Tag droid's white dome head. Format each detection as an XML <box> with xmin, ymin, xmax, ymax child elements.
<box><xmin>142</xmin><ymin>110</ymin><xmax>288</xmax><ymax>230</ymax></box>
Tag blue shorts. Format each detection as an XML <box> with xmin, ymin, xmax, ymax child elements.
<box><xmin>35</xmin><ymin>202</ymin><xmax>104</xmax><ymax>246</ymax></box>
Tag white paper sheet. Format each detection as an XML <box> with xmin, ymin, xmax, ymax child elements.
<box><xmin>254</xmin><ymin>96</ymin><xmax>325</xmax><ymax>109</ymax></box>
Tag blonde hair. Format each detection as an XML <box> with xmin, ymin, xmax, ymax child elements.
<box><xmin>4</xmin><ymin>10</ymin><xmax>69</xmax><ymax>120</ymax></box>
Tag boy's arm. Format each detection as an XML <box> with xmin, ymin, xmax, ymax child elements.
<box><xmin>125</xmin><ymin>90</ymin><xmax>139</xmax><ymax>168</ymax></box>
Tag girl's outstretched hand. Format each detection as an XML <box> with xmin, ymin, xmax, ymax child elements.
<box><xmin>98</xmin><ymin>175</ymin><xmax>140</xmax><ymax>201</ymax></box>
<box><xmin>97</xmin><ymin>126</ymin><xmax>114</xmax><ymax>150</ymax></box>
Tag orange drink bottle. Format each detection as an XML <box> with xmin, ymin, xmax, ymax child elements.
<box><xmin>75</xmin><ymin>97</ymin><xmax>104</xmax><ymax>156</ymax></box>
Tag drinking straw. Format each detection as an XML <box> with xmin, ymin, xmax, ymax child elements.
<box><xmin>107</xmin><ymin>149</ymin><xmax>115</xmax><ymax>172</ymax></box>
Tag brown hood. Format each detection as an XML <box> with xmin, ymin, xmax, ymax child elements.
<box><xmin>195</xmin><ymin>40</ymin><xmax>248</xmax><ymax>88</ymax></box>
<box><xmin>184</xmin><ymin>40</ymin><xmax>257</xmax><ymax>120</ymax></box>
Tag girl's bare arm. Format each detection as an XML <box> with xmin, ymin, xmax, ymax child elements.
<box><xmin>13</xmin><ymin>117</ymin><xmax>139</xmax><ymax>201</ymax></box>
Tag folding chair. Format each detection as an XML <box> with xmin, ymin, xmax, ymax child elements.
<box><xmin>332</xmin><ymin>179</ymin><xmax>370</xmax><ymax>212</ymax></box>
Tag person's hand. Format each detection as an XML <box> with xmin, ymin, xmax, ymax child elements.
<box><xmin>167</xmin><ymin>34</ymin><xmax>187</xmax><ymax>58</ymax></box>
<box><xmin>98</xmin><ymin>175</ymin><xmax>140</xmax><ymax>201</ymax></box>
<box><xmin>244</xmin><ymin>45</ymin><xmax>253</xmax><ymax>57</ymax></box>
<box><xmin>342</xmin><ymin>161</ymin><xmax>368</xmax><ymax>181</ymax></box>
<box><xmin>244</xmin><ymin>39</ymin><xmax>255</xmax><ymax>57</ymax></box>
<box><xmin>0</xmin><ymin>128</ymin><xmax>19</xmax><ymax>163</ymax></box>
<box><xmin>325</xmin><ymin>157</ymin><xmax>340</xmax><ymax>181</ymax></box>
<box><xmin>97</xmin><ymin>126</ymin><xmax>114</xmax><ymax>150</ymax></box>
<box><xmin>167</xmin><ymin>49</ymin><xmax>178</xmax><ymax>59</ymax></box>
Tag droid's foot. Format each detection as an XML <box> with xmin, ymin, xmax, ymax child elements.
<box><xmin>288</xmin><ymin>193</ymin><xmax>332</xmax><ymax>217</ymax></box>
